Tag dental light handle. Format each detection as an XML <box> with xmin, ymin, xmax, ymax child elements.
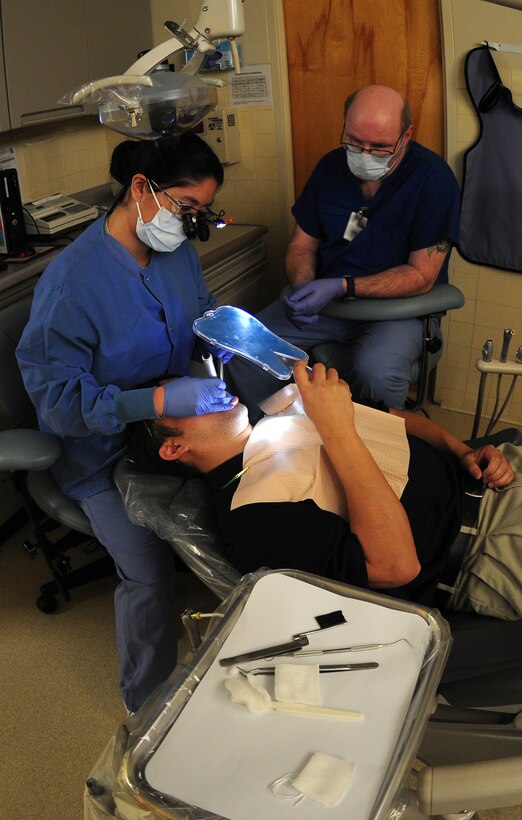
<box><xmin>500</xmin><ymin>328</ymin><xmax>515</xmax><ymax>363</ymax></box>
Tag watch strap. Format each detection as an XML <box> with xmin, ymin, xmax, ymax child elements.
<box><xmin>343</xmin><ymin>275</ymin><xmax>356</xmax><ymax>301</ymax></box>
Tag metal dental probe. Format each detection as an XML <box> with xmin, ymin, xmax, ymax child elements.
<box><xmin>236</xmin><ymin>662</ymin><xmax>379</xmax><ymax>676</ymax></box>
<box><xmin>292</xmin><ymin>638</ymin><xmax>413</xmax><ymax>657</ymax></box>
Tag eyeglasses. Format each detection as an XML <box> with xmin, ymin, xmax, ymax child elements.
<box><xmin>148</xmin><ymin>179</ymin><xmax>227</xmax><ymax>227</ymax></box>
<box><xmin>144</xmin><ymin>419</ymin><xmax>162</xmax><ymax>449</ymax></box>
<box><xmin>339</xmin><ymin>128</ymin><xmax>405</xmax><ymax>158</ymax></box>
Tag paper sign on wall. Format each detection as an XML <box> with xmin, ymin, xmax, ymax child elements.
<box><xmin>229</xmin><ymin>64</ymin><xmax>272</xmax><ymax>105</ymax></box>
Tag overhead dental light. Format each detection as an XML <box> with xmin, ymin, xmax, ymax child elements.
<box><xmin>59</xmin><ymin>0</ymin><xmax>245</xmax><ymax>140</ymax></box>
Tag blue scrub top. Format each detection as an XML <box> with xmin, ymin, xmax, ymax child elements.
<box><xmin>292</xmin><ymin>141</ymin><xmax>461</xmax><ymax>284</ymax></box>
<box><xmin>16</xmin><ymin>217</ymin><xmax>215</xmax><ymax>500</ymax></box>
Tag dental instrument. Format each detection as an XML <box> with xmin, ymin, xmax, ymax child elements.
<box><xmin>500</xmin><ymin>327</ymin><xmax>515</xmax><ymax>363</ymax></box>
<box><xmin>293</xmin><ymin>609</ymin><xmax>347</xmax><ymax>639</ymax></box>
<box><xmin>294</xmin><ymin>638</ymin><xmax>413</xmax><ymax>657</ymax></box>
<box><xmin>219</xmin><ymin>635</ymin><xmax>310</xmax><ymax>667</ymax></box>
<box><xmin>202</xmin><ymin>352</ymin><xmax>217</xmax><ymax>378</ymax></box>
<box><xmin>236</xmin><ymin>662</ymin><xmax>379</xmax><ymax>676</ymax></box>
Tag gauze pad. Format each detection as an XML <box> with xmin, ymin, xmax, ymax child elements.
<box><xmin>224</xmin><ymin>675</ymin><xmax>271</xmax><ymax>713</ymax></box>
<box><xmin>271</xmin><ymin>752</ymin><xmax>355</xmax><ymax>808</ymax></box>
<box><xmin>274</xmin><ymin>663</ymin><xmax>322</xmax><ymax>705</ymax></box>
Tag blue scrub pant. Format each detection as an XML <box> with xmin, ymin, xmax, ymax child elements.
<box><xmin>227</xmin><ymin>298</ymin><xmax>432</xmax><ymax>414</ymax></box>
<box><xmin>80</xmin><ymin>488</ymin><xmax>178</xmax><ymax>712</ymax></box>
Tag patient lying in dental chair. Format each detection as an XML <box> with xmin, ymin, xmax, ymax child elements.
<box><xmin>126</xmin><ymin>360</ymin><xmax>521</xmax><ymax>621</ymax></box>
<box><xmin>125</xmin><ymin>362</ymin><xmax>522</xmax><ymax>706</ymax></box>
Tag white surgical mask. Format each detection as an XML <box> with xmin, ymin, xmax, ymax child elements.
<box><xmin>135</xmin><ymin>189</ymin><xmax>186</xmax><ymax>253</ymax></box>
<box><xmin>346</xmin><ymin>150</ymin><xmax>395</xmax><ymax>181</ymax></box>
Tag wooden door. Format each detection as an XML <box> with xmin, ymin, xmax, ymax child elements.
<box><xmin>282</xmin><ymin>0</ymin><xmax>444</xmax><ymax>197</ymax></box>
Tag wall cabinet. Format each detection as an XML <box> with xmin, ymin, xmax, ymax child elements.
<box><xmin>0</xmin><ymin>0</ymin><xmax>152</xmax><ymax>131</ymax></box>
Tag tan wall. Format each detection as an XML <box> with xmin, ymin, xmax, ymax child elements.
<box><xmin>6</xmin><ymin>120</ymin><xmax>119</xmax><ymax>203</ymax></box>
<box><xmin>440</xmin><ymin>0</ymin><xmax>522</xmax><ymax>426</ymax></box>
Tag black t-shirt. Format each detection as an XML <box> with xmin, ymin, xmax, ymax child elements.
<box><xmin>203</xmin><ymin>434</ymin><xmax>464</xmax><ymax>607</ymax></box>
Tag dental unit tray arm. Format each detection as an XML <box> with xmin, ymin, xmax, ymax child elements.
<box><xmin>59</xmin><ymin>0</ymin><xmax>245</xmax><ymax>139</ymax></box>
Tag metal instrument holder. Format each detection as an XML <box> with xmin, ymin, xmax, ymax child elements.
<box><xmin>471</xmin><ymin>358</ymin><xmax>522</xmax><ymax>437</ymax></box>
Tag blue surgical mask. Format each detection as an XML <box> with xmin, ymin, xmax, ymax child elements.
<box><xmin>135</xmin><ymin>189</ymin><xmax>186</xmax><ymax>253</ymax></box>
<box><xmin>346</xmin><ymin>150</ymin><xmax>394</xmax><ymax>181</ymax></box>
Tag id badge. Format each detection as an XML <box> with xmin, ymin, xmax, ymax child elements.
<box><xmin>343</xmin><ymin>210</ymin><xmax>368</xmax><ymax>241</ymax></box>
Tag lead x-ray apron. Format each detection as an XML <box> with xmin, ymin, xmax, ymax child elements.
<box><xmin>459</xmin><ymin>45</ymin><xmax>522</xmax><ymax>272</ymax></box>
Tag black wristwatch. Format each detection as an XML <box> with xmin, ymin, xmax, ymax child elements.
<box><xmin>342</xmin><ymin>275</ymin><xmax>357</xmax><ymax>301</ymax></box>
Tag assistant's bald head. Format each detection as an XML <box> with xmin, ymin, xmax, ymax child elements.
<box><xmin>344</xmin><ymin>85</ymin><xmax>412</xmax><ymax>134</ymax></box>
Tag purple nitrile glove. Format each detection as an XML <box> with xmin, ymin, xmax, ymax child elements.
<box><xmin>202</xmin><ymin>340</ymin><xmax>235</xmax><ymax>364</ymax></box>
<box><xmin>161</xmin><ymin>377</ymin><xmax>236</xmax><ymax>417</ymax></box>
<box><xmin>285</xmin><ymin>311</ymin><xmax>320</xmax><ymax>330</ymax></box>
<box><xmin>283</xmin><ymin>278</ymin><xmax>345</xmax><ymax>317</ymax></box>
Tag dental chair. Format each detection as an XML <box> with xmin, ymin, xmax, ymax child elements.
<box><xmin>0</xmin><ymin>295</ymin><xmax>115</xmax><ymax>613</ymax></box>
<box><xmin>309</xmin><ymin>283</ymin><xmax>465</xmax><ymax>412</ymax></box>
<box><xmin>114</xmin><ymin>421</ymin><xmax>522</xmax><ymax>817</ymax></box>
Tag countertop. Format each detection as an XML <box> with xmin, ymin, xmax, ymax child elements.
<box><xmin>0</xmin><ymin>180</ymin><xmax>267</xmax><ymax>306</ymax></box>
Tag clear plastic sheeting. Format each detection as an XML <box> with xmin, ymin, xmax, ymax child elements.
<box><xmin>83</xmin><ymin>570</ymin><xmax>451</xmax><ymax>820</ymax></box>
<box><xmin>59</xmin><ymin>75</ymin><xmax>154</xmax><ymax>105</ymax></box>
<box><xmin>59</xmin><ymin>72</ymin><xmax>218</xmax><ymax>139</ymax></box>
<box><xmin>114</xmin><ymin>458</ymin><xmax>240</xmax><ymax>601</ymax></box>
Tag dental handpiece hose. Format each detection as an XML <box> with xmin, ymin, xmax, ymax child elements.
<box><xmin>202</xmin><ymin>352</ymin><xmax>218</xmax><ymax>378</ymax></box>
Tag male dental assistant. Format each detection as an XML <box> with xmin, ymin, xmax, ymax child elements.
<box><xmin>228</xmin><ymin>85</ymin><xmax>460</xmax><ymax>413</ymax></box>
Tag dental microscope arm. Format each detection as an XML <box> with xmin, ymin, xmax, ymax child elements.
<box><xmin>66</xmin><ymin>0</ymin><xmax>245</xmax><ymax>116</ymax></box>
<box><xmin>125</xmin><ymin>1</ymin><xmax>245</xmax><ymax>77</ymax></box>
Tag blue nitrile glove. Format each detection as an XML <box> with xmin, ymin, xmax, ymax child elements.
<box><xmin>203</xmin><ymin>340</ymin><xmax>235</xmax><ymax>364</ymax></box>
<box><xmin>160</xmin><ymin>377</ymin><xmax>236</xmax><ymax>417</ymax></box>
<box><xmin>283</xmin><ymin>278</ymin><xmax>344</xmax><ymax>328</ymax></box>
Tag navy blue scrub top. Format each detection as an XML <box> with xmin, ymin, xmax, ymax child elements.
<box><xmin>292</xmin><ymin>141</ymin><xmax>461</xmax><ymax>284</ymax></box>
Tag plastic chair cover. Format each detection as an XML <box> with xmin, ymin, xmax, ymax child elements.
<box><xmin>114</xmin><ymin>458</ymin><xmax>240</xmax><ymax>601</ymax></box>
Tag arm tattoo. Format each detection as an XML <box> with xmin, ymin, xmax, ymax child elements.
<box><xmin>427</xmin><ymin>239</ymin><xmax>451</xmax><ymax>256</ymax></box>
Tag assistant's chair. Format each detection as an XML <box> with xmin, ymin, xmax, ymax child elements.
<box><xmin>310</xmin><ymin>283</ymin><xmax>465</xmax><ymax>411</ymax></box>
<box><xmin>0</xmin><ymin>295</ymin><xmax>115</xmax><ymax>613</ymax></box>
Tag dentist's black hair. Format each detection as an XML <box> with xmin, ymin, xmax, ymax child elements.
<box><xmin>108</xmin><ymin>133</ymin><xmax>224</xmax><ymax>212</ymax></box>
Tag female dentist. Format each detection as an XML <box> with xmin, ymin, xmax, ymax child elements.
<box><xmin>16</xmin><ymin>133</ymin><xmax>235</xmax><ymax>713</ymax></box>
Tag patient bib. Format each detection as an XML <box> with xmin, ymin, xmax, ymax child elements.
<box><xmin>231</xmin><ymin>388</ymin><xmax>410</xmax><ymax>519</ymax></box>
